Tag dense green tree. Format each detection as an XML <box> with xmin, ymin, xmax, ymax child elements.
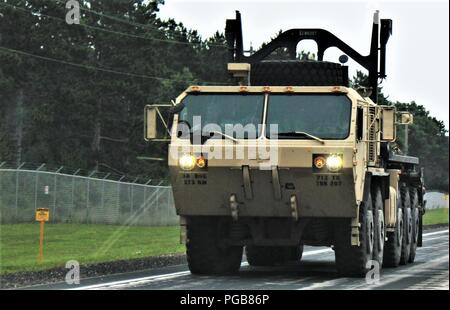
<box><xmin>0</xmin><ymin>0</ymin><xmax>229</xmax><ymax>180</ymax></box>
<box><xmin>0</xmin><ymin>2</ymin><xmax>447</xmax><ymax>192</ymax></box>
<box><xmin>351</xmin><ymin>71</ymin><xmax>448</xmax><ymax>192</ymax></box>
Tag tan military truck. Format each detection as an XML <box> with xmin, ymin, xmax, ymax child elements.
<box><xmin>145</xmin><ymin>11</ymin><xmax>425</xmax><ymax>277</ymax></box>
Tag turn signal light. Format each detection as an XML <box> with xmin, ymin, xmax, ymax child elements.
<box><xmin>196</xmin><ymin>156</ymin><xmax>207</xmax><ymax>168</ymax></box>
<box><xmin>314</xmin><ymin>156</ymin><xmax>326</xmax><ymax>169</ymax></box>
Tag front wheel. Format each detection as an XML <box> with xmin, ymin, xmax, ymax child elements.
<box><xmin>186</xmin><ymin>217</ymin><xmax>243</xmax><ymax>275</ymax></box>
<box><xmin>334</xmin><ymin>192</ymin><xmax>374</xmax><ymax>277</ymax></box>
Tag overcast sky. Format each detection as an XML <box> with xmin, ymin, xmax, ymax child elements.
<box><xmin>158</xmin><ymin>0</ymin><xmax>449</xmax><ymax>130</ymax></box>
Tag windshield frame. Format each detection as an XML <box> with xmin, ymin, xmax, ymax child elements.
<box><xmin>264</xmin><ymin>93</ymin><xmax>353</xmax><ymax>140</ymax></box>
<box><xmin>176</xmin><ymin>92</ymin><xmax>266</xmax><ymax>140</ymax></box>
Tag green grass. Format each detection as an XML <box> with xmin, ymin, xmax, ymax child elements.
<box><xmin>0</xmin><ymin>224</ymin><xmax>184</xmax><ymax>274</ymax></box>
<box><xmin>1</xmin><ymin>209</ymin><xmax>448</xmax><ymax>274</ymax></box>
<box><xmin>423</xmin><ymin>208</ymin><xmax>449</xmax><ymax>226</ymax></box>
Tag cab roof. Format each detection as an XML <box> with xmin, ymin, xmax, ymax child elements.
<box><xmin>184</xmin><ymin>85</ymin><xmax>350</xmax><ymax>94</ymax></box>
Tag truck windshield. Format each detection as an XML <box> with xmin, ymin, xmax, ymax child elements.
<box><xmin>266</xmin><ymin>94</ymin><xmax>352</xmax><ymax>139</ymax></box>
<box><xmin>178</xmin><ymin>94</ymin><xmax>264</xmax><ymax>139</ymax></box>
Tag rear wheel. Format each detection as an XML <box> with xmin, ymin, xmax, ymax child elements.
<box><xmin>246</xmin><ymin>245</ymin><xmax>303</xmax><ymax>266</ymax></box>
<box><xmin>334</xmin><ymin>192</ymin><xmax>374</xmax><ymax>277</ymax></box>
<box><xmin>400</xmin><ymin>187</ymin><xmax>412</xmax><ymax>265</ymax></box>
<box><xmin>409</xmin><ymin>188</ymin><xmax>419</xmax><ymax>263</ymax></box>
<box><xmin>186</xmin><ymin>217</ymin><xmax>243</xmax><ymax>275</ymax></box>
<box><xmin>383</xmin><ymin>192</ymin><xmax>403</xmax><ymax>268</ymax></box>
<box><xmin>372</xmin><ymin>185</ymin><xmax>385</xmax><ymax>266</ymax></box>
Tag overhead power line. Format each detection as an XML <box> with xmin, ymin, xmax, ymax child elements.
<box><xmin>0</xmin><ymin>46</ymin><xmax>230</xmax><ymax>85</ymax></box>
<box><xmin>1</xmin><ymin>1</ymin><xmax>226</xmax><ymax>48</ymax></box>
<box><xmin>0</xmin><ymin>45</ymin><xmax>169</xmax><ymax>80</ymax></box>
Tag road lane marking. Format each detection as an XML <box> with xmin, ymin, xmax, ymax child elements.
<box><xmin>68</xmin><ymin>248</ymin><xmax>332</xmax><ymax>290</ymax></box>
<box><xmin>69</xmin><ymin>228</ymin><xmax>448</xmax><ymax>290</ymax></box>
<box><xmin>302</xmin><ymin>248</ymin><xmax>333</xmax><ymax>256</ymax></box>
<box><xmin>423</xmin><ymin>235</ymin><xmax>449</xmax><ymax>242</ymax></box>
<box><xmin>422</xmin><ymin>229</ymin><xmax>448</xmax><ymax>237</ymax></box>
<box><xmin>69</xmin><ymin>270</ymin><xmax>191</xmax><ymax>290</ymax></box>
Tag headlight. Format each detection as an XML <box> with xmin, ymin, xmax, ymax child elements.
<box><xmin>179</xmin><ymin>154</ymin><xmax>197</xmax><ymax>171</ymax></box>
<box><xmin>326</xmin><ymin>154</ymin><xmax>343</xmax><ymax>172</ymax></box>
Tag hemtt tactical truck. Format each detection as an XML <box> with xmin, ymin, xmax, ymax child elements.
<box><xmin>145</xmin><ymin>11</ymin><xmax>425</xmax><ymax>277</ymax></box>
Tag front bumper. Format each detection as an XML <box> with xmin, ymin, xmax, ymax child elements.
<box><xmin>170</xmin><ymin>166</ymin><xmax>357</xmax><ymax>218</ymax></box>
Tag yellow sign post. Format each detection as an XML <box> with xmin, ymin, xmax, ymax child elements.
<box><xmin>35</xmin><ymin>208</ymin><xmax>49</xmax><ymax>264</ymax></box>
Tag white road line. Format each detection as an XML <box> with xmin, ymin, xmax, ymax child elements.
<box><xmin>69</xmin><ymin>248</ymin><xmax>331</xmax><ymax>290</ymax></box>
<box><xmin>423</xmin><ymin>235</ymin><xmax>450</xmax><ymax>242</ymax></box>
<box><xmin>69</xmin><ymin>270</ymin><xmax>191</xmax><ymax>290</ymax></box>
<box><xmin>303</xmin><ymin>248</ymin><xmax>333</xmax><ymax>256</ymax></box>
<box><xmin>422</xmin><ymin>229</ymin><xmax>448</xmax><ymax>237</ymax></box>
<box><xmin>69</xmin><ymin>228</ymin><xmax>448</xmax><ymax>290</ymax></box>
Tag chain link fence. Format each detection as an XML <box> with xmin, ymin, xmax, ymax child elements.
<box><xmin>0</xmin><ymin>162</ymin><xmax>178</xmax><ymax>226</ymax></box>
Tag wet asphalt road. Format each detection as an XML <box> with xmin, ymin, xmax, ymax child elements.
<box><xmin>22</xmin><ymin>228</ymin><xmax>448</xmax><ymax>290</ymax></box>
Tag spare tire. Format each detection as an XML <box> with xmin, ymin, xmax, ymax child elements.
<box><xmin>250</xmin><ymin>60</ymin><xmax>347</xmax><ymax>86</ymax></box>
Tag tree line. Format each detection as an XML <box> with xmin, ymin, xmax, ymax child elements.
<box><xmin>0</xmin><ymin>0</ymin><xmax>229</xmax><ymax>180</ymax></box>
<box><xmin>0</xmin><ymin>0</ymin><xmax>447</xmax><ymax>191</ymax></box>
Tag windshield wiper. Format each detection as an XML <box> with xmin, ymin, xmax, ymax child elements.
<box><xmin>209</xmin><ymin>131</ymin><xmax>240</xmax><ymax>144</ymax></box>
<box><xmin>277</xmin><ymin>131</ymin><xmax>325</xmax><ymax>144</ymax></box>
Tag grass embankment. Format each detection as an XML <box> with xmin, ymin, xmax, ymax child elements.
<box><xmin>0</xmin><ymin>224</ymin><xmax>184</xmax><ymax>274</ymax></box>
<box><xmin>423</xmin><ymin>208</ymin><xmax>449</xmax><ymax>226</ymax></box>
<box><xmin>0</xmin><ymin>208</ymin><xmax>448</xmax><ymax>274</ymax></box>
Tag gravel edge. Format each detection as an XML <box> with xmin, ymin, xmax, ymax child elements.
<box><xmin>1</xmin><ymin>253</ymin><xmax>187</xmax><ymax>289</ymax></box>
<box><xmin>1</xmin><ymin>223</ymin><xmax>447</xmax><ymax>289</ymax></box>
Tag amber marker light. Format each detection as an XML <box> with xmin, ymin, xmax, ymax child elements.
<box><xmin>196</xmin><ymin>156</ymin><xmax>207</xmax><ymax>168</ymax></box>
<box><xmin>314</xmin><ymin>156</ymin><xmax>326</xmax><ymax>169</ymax></box>
<box><xmin>285</xmin><ymin>86</ymin><xmax>294</xmax><ymax>93</ymax></box>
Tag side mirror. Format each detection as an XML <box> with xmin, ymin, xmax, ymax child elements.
<box><xmin>144</xmin><ymin>104</ymin><xmax>173</xmax><ymax>141</ymax></box>
<box><xmin>144</xmin><ymin>105</ymin><xmax>157</xmax><ymax>140</ymax></box>
<box><xmin>381</xmin><ymin>107</ymin><xmax>396</xmax><ymax>141</ymax></box>
<box><xmin>398</xmin><ymin>112</ymin><xmax>414</xmax><ymax>125</ymax></box>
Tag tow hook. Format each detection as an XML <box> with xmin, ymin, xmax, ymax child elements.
<box><xmin>351</xmin><ymin>217</ymin><xmax>360</xmax><ymax>246</ymax></box>
<box><xmin>230</xmin><ymin>194</ymin><xmax>239</xmax><ymax>221</ymax></box>
<box><xmin>290</xmin><ymin>194</ymin><xmax>299</xmax><ymax>221</ymax></box>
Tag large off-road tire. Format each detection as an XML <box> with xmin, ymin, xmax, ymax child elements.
<box><xmin>409</xmin><ymin>188</ymin><xmax>420</xmax><ymax>263</ymax></box>
<box><xmin>186</xmin><ymin>217</ymin><xmax>243</xmax><ymax>275</ymax></box>
<box><xmin>334</xmin><ymin>192</ymin><xmax>374</xmax><ymax>277</ymax></box>
<box><xmin>383</xmin><ymin>199</ymin><xmax>403</xmax><ymax>268</ymax></box>
<box><xmin>245</xmin><ymin>245</ymin><xmax>303</xmax><ymax>266</ymax></box>
<box><xmin>400</xmin><ymin>186</ymin><xmax>412</xmax><ymax>265</ymax></box>
<box><xmin>251</xmin><ymin>60</ymin><xmax>347</xmax><ymax>86</ymax></box>
<box><xmin>372</xmin><ymin>185</ymin><xmax>385</xmax><ymax>266</ymax></box>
